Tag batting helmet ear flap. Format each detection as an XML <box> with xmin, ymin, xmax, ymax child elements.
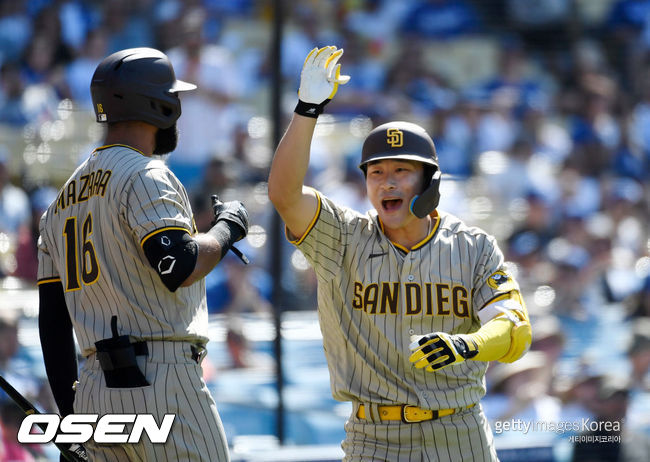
<box><xmin>410</xmin><ymin>168</ymin><xmax>441</xmax><ymax>218</ymax></box>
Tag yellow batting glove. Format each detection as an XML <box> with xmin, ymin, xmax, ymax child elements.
<box><xmin>409</xmin><ymin>333</ymin><xmax>479</xmax><ymax>372</ymax></box>
<box><xmin>295</xmin><ymin>46</ymin><xmax>350</xmax><ymax>118</ymax></box>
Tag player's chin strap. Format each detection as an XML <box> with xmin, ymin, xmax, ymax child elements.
<box><xmin>409</xmin><ymin>169</ymin><xmax>442</xmax><ymax>219</ymax></box>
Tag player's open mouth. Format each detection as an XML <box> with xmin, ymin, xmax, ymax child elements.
<box><xmin>382</xmin><ymin>198</ymin><xmax>403</xmax><ymax>212</ymax></box>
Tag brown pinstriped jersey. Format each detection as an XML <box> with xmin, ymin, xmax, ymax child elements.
<box><xmin>37</xmin><ymin>144</ymin><xmax>208</xmax><ymax>356</ymax></box>
<box><xmin>290</xmin><ymin>191</ymin><xmax>519</xmax><ymax>410</ymax></box>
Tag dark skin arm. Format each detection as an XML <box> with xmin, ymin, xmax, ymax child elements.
<box><xmin>38</xmin><ymin>281</ymin><xmax>77</xmax><ymax>417</ymax></box>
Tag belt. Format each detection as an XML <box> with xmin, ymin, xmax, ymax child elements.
<box><xmin>93</xmin><ymin>341</ymin><xmax>206</xmax><ymax>365</ymax></box>
<box><xmin>95</xmin><ymin>341</ymin><xmax>148</xmax><ymax>371</ymax></box>
<box><xmin>357</xmin><ymin>403</ymin><xmax>476</xmax><ymax>423</ymax></box>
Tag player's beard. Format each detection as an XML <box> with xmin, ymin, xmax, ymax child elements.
<box><xmin>153</xmin><ymin>123</ymin><xmax>178</xmax><ymax>155</ymax></box>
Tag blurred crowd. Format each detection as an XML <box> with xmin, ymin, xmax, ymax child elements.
<box><xmin>1</xmin><ymin>0</ymin><xmax>650</xmax><ymax>460</ymax></box>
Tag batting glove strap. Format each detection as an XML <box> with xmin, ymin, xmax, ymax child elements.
<box><xmin>409</xmin><ymin>333</ymin><xmax>479</xmax><ymax>372</ymax></box>
<box><xmin>452</xmin><ymin>334</ymin><xmax>479</xmax><ymax>359</ymax></box>
<box><xmin>294</xmin><ymin>99</ymin><xmax>331</xmax><ymax>118</ymax></box>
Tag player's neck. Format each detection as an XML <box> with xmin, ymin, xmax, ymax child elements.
<box><xmin>384</xmin><ymin>215</ymin><xmax>432</xmax><ymax>250</ymax></box>
<box><xmin>104</xmin><ymin>122</ymin><xmax>156</xmax><ymax>156</ymax></box>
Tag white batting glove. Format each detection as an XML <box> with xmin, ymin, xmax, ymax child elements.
<box><xmin>294</xmin><ymin>46</ymin><xmax>350</xmax><ymax>118</ymax></box>
<box><xmin>409</xmin><ymin>332</ymin><xmax>478</xmax><ymax>372</ymax></box>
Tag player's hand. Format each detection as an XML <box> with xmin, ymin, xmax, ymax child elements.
<box><xmin>409</xmin><ymin>333</ymin><xmax>478</xmax><ymax>372</ymax></box>
<box><xmin>295</xmin><ymin>46</ymin><xmax>350</xmax><ymax>118</ymax></box>
<box><xmin>211</xmin><ymin>195</ymin><xmax>249</xmax><ymax>242</ymax></box>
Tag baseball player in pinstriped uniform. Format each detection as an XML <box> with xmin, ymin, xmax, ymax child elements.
<box><xmin>268</xmin><ymin>46</ymin><xmax>533</xmax><ymax>461</ymax></box>
<box><xmin>37</xmin><ymin>48</ymin><xmax>248</xmax><ymax>461</ymax></box>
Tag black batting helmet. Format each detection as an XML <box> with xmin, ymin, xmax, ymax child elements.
<box><xmin>359</xmin><ymin>121</ymin><xmax>438</xmax><ymax>171</ymax></box>
<box><xmin>359</xmin><ymin>121</ymin><xmax>442</xmax><ymax>218</ymax></box>
<box><xmin>90</xmin><ymin>48</ymin><xmax>196</xmax><ymax>129</ymax></box>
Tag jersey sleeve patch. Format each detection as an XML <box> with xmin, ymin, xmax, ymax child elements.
<box><xmin>486</xmin><ymin>270</ymin><xmax>516</xmax><ymax>292</ymax></box>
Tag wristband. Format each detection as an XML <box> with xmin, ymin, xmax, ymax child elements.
<box><xmin>294</xmin><ymin>99</ymin><xmax>331</xmax><ymax>118</ymax></box>
<box><xmin>207</xmin><ymin>220</ymin><xmax>244</xmax><ymax>259</ymax></box>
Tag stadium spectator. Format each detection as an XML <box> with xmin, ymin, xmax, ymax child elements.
<box><xmin>624</xmin><ymin>319</ymin><xmax>650</xmax><ymax>439</ymax></box>
<box><xmin>12</xmin><ymin>186</ymin><xmax>57</xmax><ymax>282</ymax></box>
<box><xmin>484</xmin><ymin>351</ymin><xmax>562</xmax><ymax>445</ymax></box>
<box><xmin>401</xmin><ymin>0</ymin><xmax>482</xmax><ymax>40</ymax></box>
<box><xmin>554</xmin><ymin>363</ymin><xmax>600</xmax><ymax>423</ymax></box>
<box><xmin>101</xmin><ymin>0</ymin><xmax>155</xmax><ymax>53</ymax></box>
<box><xmin>0</xmin><ymin>0</ymin><xmax>648</xmax><ymax>454</ymax></box>
<box><xmin>165</xmin><ymin>7</ymin><xmax>248</xmax><ymax>187</ymax></box>
<box><xmin>0</xmin><ymin>62</ymin><xmax>29</xmax><ymax>126</ymax></box>
<box><xmin>0</xmin><ymin>1</ymin><xmax>32</xmax><ymax>65</ymax></box>
<box><xmin>0</xmin><ymin>400</ymin><xmax>38</xmax><ymax>461</ymax></box>
<box><xmin>64</xmin><ymin>27</ymin><xmax>110</xmax><ymax>111</ymax></box>
<box><xmin>626</xmin><ymin>276</ymin><xmax>650</xmax><ymax>319</ymax></box>
<box><xmin>571</xmin><ymin>374</ymin><xmax>650</xmax><ymax>462</ymax></box>
<box><xmin>0</xmin><ymin>313</ymin><xmax>51</xmax><ymax>417</ymax></box>
<box><xmin>0</xmin><ymin>152</ymin><xmax>30</xmax><ymax>241</ymax></box>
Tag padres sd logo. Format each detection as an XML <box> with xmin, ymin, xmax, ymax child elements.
<box><xmin>487</xmin><ymin>270</ymin><xmax>515</xmax><ymax>291</ymax></box>
<box><xmin>386</xmin><ymin>128</ymin><xmax>403</xmax><ymax>147</ymax></box>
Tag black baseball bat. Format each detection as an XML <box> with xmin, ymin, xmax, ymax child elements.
<box><xmin>0</xmin><ymin>375</ymin><xmax>87</xmax><ymax>462</ymax></box>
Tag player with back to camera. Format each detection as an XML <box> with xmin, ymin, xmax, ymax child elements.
<box><xmin>268</xmin><ymin>46</ymin><xmax>533</xmax><ymax>461</ymax></box>
<box><xmin>37</xmin><ymin>48</ymin><xmax>248</xmax><ymax>461</ymax></box>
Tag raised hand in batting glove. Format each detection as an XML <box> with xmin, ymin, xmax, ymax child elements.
<box><xmin>211</xmin><ymin>195</ymin><xmax>249</xmax><ymax>242</ymax></box>
<box><xmin>409</xmin><ymin>332</ymin><xmax>479</xmax><ymax>372</ymax></box>
<box><xmin>295</xmin><ymin>46</ymin><xmax>350</xmax><ymax>118</ymax></box>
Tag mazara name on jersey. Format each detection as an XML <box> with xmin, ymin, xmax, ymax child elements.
<box><xmin>352</xmin><ymin>281</ymin><xmax>471</xmax><ymax>317</ymax></box>
<box><xmin>54</xmin><ymin>168</ymin><xmax>113</xmax><ymax>214</ymax></box>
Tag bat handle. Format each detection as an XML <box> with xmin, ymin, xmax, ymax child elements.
<box><xmin>211</xmin><ymin>194</ymin><xmax>223</xmax><ymax>212</ymax></box>
<box><xmin>230</xmin><ymin>245</ymin><xmax>250</xmax><ymax>264</ymax></box>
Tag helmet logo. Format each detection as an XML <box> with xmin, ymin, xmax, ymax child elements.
<box><xmin>96</xmin><ymin>103</ymin><xmax>107</xmax><ymax>121</ymax></box>
<box><xmin>386</xmin><ymin>128</ymin><xmax>403</xmax><ymax>147</ymax></box>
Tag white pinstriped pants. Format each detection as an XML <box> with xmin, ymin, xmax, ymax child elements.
<box><xmin>75</xmin><ymin>341</ymin><xmax>230</xmax><ymax>462</ymax></box>
<box><xmin>343</xmin><ymin>403</ymin><xmax>498</xmax><ymax>462</ymax></box>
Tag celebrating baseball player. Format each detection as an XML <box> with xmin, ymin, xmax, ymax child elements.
<box><xmin>268</xmin><ymin>46</ymin><xmax>532</xmax><ymax>461</ymax></box>
<box><xmin>37</xmin><ymin>48</ymin><xmax>248</xmax><ymax>461</ymax></box>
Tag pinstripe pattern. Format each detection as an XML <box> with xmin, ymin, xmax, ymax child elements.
<box><xmin>37</xmin><ymin>145</ymin><xmax>208</xmax><ymax>356</ymax></box>
<box><xmin>37</xmin><ymin>145</ymin><xmax>229</xmax><ymax>461</ymax></box>
<box><xmin>76</xmin><ymin>342</ymin><xmax>229</xmax><ymax>462</ymax></box>
<box><xmin>292</xmin><ymin>192</ymin><xmax>510</xmax><ymax>460</ymax></box>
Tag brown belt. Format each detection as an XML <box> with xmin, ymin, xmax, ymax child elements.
<box><xmin>357</xmin><ymin>403</ymin><xmax>475</xmax><ymax>423</ymax></box>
